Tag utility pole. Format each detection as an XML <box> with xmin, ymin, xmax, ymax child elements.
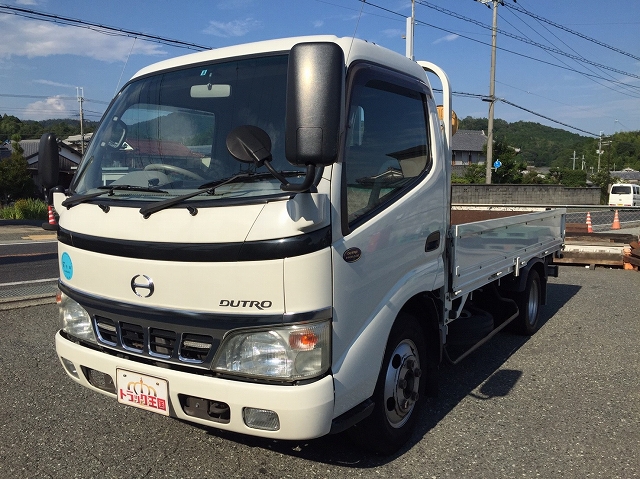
<box><xmin>478</xmin><ymin>0</ymin><xmax>500</xmax><ymax>184</ymax></box>
<box><xmin>598</xmin><ymin>131</ymin><xmax>603</xmax><ymax>172</ymax></box>
<box><xmin>77</xmin><ymin>87</ymin><xmax>85</xmax><ymax>155</ymax></box>
<box><xmin>572</xmin><ymin>151</ymin><xmax>576</xmax><ymax>170</ymax></box>
<box><xmin>405</xmin><ymin>0</ymin><xmax>415</xmax><ymax>60</ymax></box>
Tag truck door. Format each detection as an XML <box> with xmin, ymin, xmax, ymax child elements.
<box><xmin>330</xmin><ymin>63</ymin><xmax>446</xmax><ymax>415</ymax></box>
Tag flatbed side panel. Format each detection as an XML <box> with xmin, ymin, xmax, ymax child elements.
<box><xmin>449</xmin><ymin>209</ymin><xmax>565</xmax><ymax>296</ymax></box>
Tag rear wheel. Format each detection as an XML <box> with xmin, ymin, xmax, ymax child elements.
<box><xmin>514</xmin><ymin>269</ymin><xmax>542</xmax><ymax>335</ymax></box>
<box><xmin>347</xmin><ymin>312</ymin><xmax>427</xmax><ymax>455</ymax></box>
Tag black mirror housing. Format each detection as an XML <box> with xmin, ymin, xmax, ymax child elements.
<box><xmin>285</xmin><ymin>42</ymin><xmax>344</xmax><ymax>166</ymax></box>
<box><xmin>38</xmin><ymin>133</ymin><xmax>60</xmax><ymax>190</ymax></box>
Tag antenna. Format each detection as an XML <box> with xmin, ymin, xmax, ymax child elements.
<box><xmin>115</xmin><ymin>37</ymin><xmax>137</xmax><ymax>97</ymax></box>
<box><xmin>347</xmin><ymin>0</ymin><xmax>366</xmax><ymax>64</ymax></box>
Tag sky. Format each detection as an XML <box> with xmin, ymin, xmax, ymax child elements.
<box><xmin>0</xmin><ymin>0</ymin><xmax>639</xmax><ymax>139</ymax></box>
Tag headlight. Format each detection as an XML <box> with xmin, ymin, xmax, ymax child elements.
<box><xmin>58</xmin><ymin>292</ymin><xmax>97</xmax><ymax>344</ymax></box>
<box><xmin>213</xmin><ymin>320</ymin><xmax>331</xmax><ymax>381</ymax></box>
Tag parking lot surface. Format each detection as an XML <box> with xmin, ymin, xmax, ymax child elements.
<box><xmin>0</xmin><ymin>265</ymin><xmax>638</xmax><ymax>478</ymax></box>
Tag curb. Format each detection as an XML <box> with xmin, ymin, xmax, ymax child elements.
<box><xmin>0</xmin><ymin>293</ymin><xmax>57</xmax><ymax>311</ymax></box>
<box><xmin>0</xmin><ymin>219</ymin><xmax>47</xmax><ymax>226</ymax></box>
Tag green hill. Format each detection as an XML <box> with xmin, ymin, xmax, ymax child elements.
<box><xmin>459</xmin><ymin>116</ymin><xmax>640</xmax><ymax>171</ymax></box>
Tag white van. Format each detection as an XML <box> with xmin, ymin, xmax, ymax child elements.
<box><xmin>608</xmin><ymin>183</ymin><xmax>640</xmax><ymax>207</ymax></box>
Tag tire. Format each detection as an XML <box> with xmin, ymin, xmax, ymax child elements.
<box><xmin>347</xmin><ymin>312</ymin><xmax>427</xmax><ymax>455</ymax></box>
<box><xmin>514</xmin><ymin>269</ymin><xmax>542</xmax><ymax>335</ymax></box>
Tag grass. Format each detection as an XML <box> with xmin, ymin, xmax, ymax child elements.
<box><xmin>0</xmin><ymin>198</ymin><xmax>48</xmax><ymax>220</ymax></box>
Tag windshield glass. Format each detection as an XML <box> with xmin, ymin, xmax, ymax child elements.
<box><xmin>71</xmin><ymin>54</ymin><xmax>302</xmax><ymax>200</ymax></box>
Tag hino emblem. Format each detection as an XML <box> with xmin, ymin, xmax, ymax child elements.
<box><xmin>131</xmin><ymin>275</ymin><xmax>154</xmax><ymax>298</ymax></box>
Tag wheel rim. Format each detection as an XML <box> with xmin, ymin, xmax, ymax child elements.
<box><xmin>526</xmin><ymin>279</ymin><xmax>540</xmax><ymax>326</ymax></box>
<box><xmin>382</xmin><ymin>339</ymin><xmax>421</xmax><ymax>429</ymax></box>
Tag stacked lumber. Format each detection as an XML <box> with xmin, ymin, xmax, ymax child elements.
<box><xmin>558</xmin><ymin>232</ymin><xmax>636</xmax><ymax>268</ymax></box>
<box><xmin>623</xmin><ymin>240</ymin><xmax>640</xmax><ymax>271</ymax></box>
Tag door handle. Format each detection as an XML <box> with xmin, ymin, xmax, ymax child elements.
<box><xmin>425</xmin><ymin>231</ymin><xmax>440</xmax><ymax>252</ymax></box>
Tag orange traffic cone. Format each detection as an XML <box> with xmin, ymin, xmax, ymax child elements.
<box><xmin>47</xmin><ymin>205</ymin><xmax>56</xmax><ymax>226</ymax></box>
<box><xmin>612</xmin><ymin>210</ymin><xmax>621</xmax><ymax>230</ymax></box>
<box><xmin>42</xmin><ymin>205</ymin><xmax>58</xmax><ymax>230</ymax></box>
<box><xmin>586</xmin><ymin>212</ymin><xmax>593</xmax><ymax>233</ymax></box>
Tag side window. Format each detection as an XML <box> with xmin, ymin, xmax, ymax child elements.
<box><xmin>344</xmin><ymin>71</ymin><xmax>431</xmax><ymax>227</ymax></box>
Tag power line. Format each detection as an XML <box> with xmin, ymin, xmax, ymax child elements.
<box><xmin>500</xmin><ymin>5</ymin><xmax>640</xmax><ymax>99</ymax></box>
<box><xmin>0</xmin><ymin>4</ymin><xmax>212</xmax><ymax>51</ymax></box>
<box><xmin>416</xmin><ymin>0</ymin><xmax>640</xmax><ymax>82</ymax></box>
<box><xmin>430</xmin><ymin>87</ymin><xmax>598</xmax><ymax>137</ymax></box>
<box><xmin>504</xmin><ymin>2</ymin><xmax>640</xmax><ymax>63</ymax></box>
<box><xmin>498</xmin><ymin>98</ymin><xmax>598</xmax><ymax>137</ymax></box>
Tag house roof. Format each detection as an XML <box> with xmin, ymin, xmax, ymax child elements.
<box><xmin>612</xmin><ymin>169</ymin><xmax>640</xmax><ymax>182</ymax></box>
<box><xmin>451</xmin><ymin>130</ymin><xmax>487</xmax><ymax>152</ymax></box>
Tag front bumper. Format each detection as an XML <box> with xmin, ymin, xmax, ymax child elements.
<box><xmin>56</xmin><ymin>331</ymin><xmax>335</xmax><ymax>440</ymax></box>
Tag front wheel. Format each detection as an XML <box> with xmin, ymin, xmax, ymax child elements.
<box><xmin>347</xmin><ymin>312</ymin><xmax>427</xmax><ymax>455</ymax></box>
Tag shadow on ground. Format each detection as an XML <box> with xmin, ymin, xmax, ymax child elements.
<box><xmin>197</xmin><ymin>281</ymin><xmax>582</xmax><ymax>466</ymax></box>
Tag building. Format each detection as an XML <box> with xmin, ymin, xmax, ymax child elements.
<box><xmin>451</xmin><ymin>129</ymin><xmax>487</xmax><ymax>166</ymax></box>
<box><xmin>0</xmin><ymin>138</ymin><xmax>82</xmax><ymax>192</ymax></box>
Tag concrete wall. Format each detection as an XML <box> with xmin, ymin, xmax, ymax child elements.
<box><xmin>452</xmin><ymin>184</ymin><xmax>601</xmax><ymax>205</ymax></box>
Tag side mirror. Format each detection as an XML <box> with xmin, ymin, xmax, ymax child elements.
<box><xmin>226</xmin><ymin>125</ymin><xmax>272</xmax><ymax>165</ymax></box>
<box><xmin>285</xmin><ymin>42</ymin><xmax>344</xmax><ymax>167</ymax></box>
<box><xmin>38</xmin><ymin>133</ymin><xmax>60</xmax><ymax>190</ymax></box>
<box><xmin>227</xmin><ymin>125</ymin><xmax>316</xmax><ymax>192</ymax></box>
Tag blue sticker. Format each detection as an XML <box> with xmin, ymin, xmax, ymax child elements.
<box><xmin>61</xmin><ymin>252</ymin><xmax>73</xmax><ymax>280</ymax></box>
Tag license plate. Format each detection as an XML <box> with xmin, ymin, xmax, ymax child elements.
<box><xmin>116</xmin><ymin>369</ymin><xmax>169</xmax><ymax>416</ymax></box>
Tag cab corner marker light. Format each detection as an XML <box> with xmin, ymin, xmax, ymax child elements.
<box><xmin>243</xmin><ymin>407</ymin><xmax>280</xmax><ymax>431</ymax></box>
<box><xmin>289</xmin><ymin>330</ymin><xmax>318</xmax><ymax>351</ymax></box>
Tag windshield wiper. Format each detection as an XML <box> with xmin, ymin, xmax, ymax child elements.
<box><xmin>196</xmin><ymin>171</ymin><xmax>304</xmax><ymax>190</ymax></box>
<box><xmin>61</xmin><ymin>185</ymin><xmax>168</xmax><ymax>209</ymax></box>
<box><xmin>139</xmin><ymin>171</ymin><xmax>304</xmax><ymax>219</ymax></box>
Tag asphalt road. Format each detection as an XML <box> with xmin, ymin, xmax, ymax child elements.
<box><xmin>0</xmin><ymin>265</ymin><xmax>638</xmax><ymax>478</ymax></box>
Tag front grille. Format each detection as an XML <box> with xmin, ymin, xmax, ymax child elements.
<box><xmin>181</xmin><ymin>334</ymin><xmax>214</xmax><ymax>363</ymax></box>
<box><xmin>94</xmin><ymin>315</ymin><xmax>216</xmax><ymax>368</ymax></box>
<box><xmin>149</xmin><ymin>328</ymin><xmax>177</xmax><ymax>357</ymax></box>
<box><xmin>121</xmin><ymin>322</ymin><xmax>144</xmax><ymax>351</ymax></box>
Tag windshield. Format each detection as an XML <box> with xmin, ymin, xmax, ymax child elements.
<box><xmin>71</xmin><ymin>54</ymin><xmax>302</xmax><ymax>200</ymax></box>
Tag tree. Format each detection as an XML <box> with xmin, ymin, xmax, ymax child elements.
<box><xmin>546</xmin><ymin>168</ymin><xmax>587</xmax><ymax>187</ymax></box>
<box><xmin>452</xmin><ymin>163</ymin><xmax>486</xmax><ymax>184</ymax></box>
<box><xmin>486</xmin><ymin>138</ymin><xmax>527</xmax><ymax>184</ymax></box>
<box><xmin>588</xmin><ymin>169</ymin><xmax>617</xmax><ymax>204</ymax></box>
<box><xmin>0</xmin><ymin>134</ymin><xmax>35</xmax><ymax>203</ymax></box>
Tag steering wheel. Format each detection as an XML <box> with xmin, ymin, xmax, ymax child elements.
<box><xmin>144</xmin><ymin>163</ymin><xmax>204</xmax><ymax>181</ymax></box>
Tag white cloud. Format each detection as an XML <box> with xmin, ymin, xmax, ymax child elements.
<box><xmin>202</xmin><ymin>18</ymin><xmax>261</xmax><ymax>37</ymax></box>
<box><xmin>432</xmin><ymin>34</ymin><xmax>459</xmax><ymax>45</ymax></box>
<box><xmin>313</xmin><ymin>20</ymin><xmax>324</xmax><ymax>28</ymax></box>
<box><xmin>16</xmin><ymin>0</ymin><xmax>39</xmax><ymax>4</ymax></box>
<box><xmin>0</xmin><ymin>16</ymin><xmax>166</xmax><ymax>62</ymax></box>
<box><xmin>215</xmin><ymin>0</ymin><xmax>255</xmax><ymax>10</ymax></box>
<box><xmin>382</xmin><ymin>28</ymin><xmax>404</xmax><ymax>39</ymax></box>
<box><xmin>33</xmin><ymin>80</ymin><xmax>76</xmax><ymax>89</ymax></box>
<box><xmin>23</xmin><ymin>96</ymin><xmax>73</xmax><ymax>120</ymax></box>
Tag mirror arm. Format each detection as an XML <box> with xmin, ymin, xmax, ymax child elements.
<box><xmin>261</xmin><ymin>159</ymin><xmax>288</xmax><ymax>185</ymax></box>
<box><xmin>280</xmin><ymin>164</ymin><xmax>316</xmax><ymax>193</ymax></box>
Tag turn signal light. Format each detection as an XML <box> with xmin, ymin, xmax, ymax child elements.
<box><xmin>289</xmin><ymin>331</ymin><xmax>318</xmax><ymax>350</ymax></box>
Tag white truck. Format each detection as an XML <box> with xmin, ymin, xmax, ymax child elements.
<box><xmin>39</xmin><ymin>35</ymin><xmax>565</xmax><ymax>454</ymax></box>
